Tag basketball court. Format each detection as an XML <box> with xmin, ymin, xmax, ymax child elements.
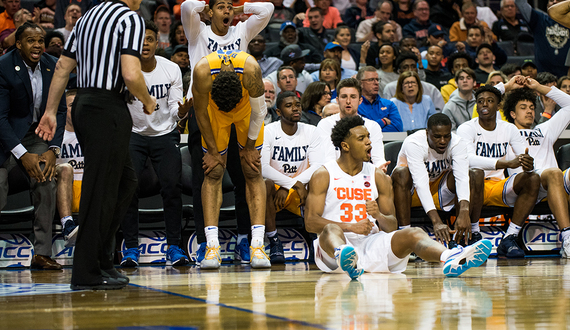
<box><xmin>1</xmin><ymin>257</ymin><xmax>569</xmax><ymax>329</ymax></box>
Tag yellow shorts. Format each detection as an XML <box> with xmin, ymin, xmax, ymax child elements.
<box><xmin>483</xmin><ymin>175</ymin><xmax>518</xmax><ymax>207</ymax></box>
<box><xmin>72</xmin><ymin>180</ymin><xmax>82</xmax><ymax>213</ymax></box>
<box><xmin>201</xmin><ymin>105</ymin><xmax>264</xmax><ymax>155</ymax></box>
<box><xmin>411</xmin><ymin>171</ymin><xmax>454</xmax><ymax>211</ymax></box>
<box><xmin>273</xmin><ymin>184</ymin><xmax>302</xmax><ymax>217</ymax></box>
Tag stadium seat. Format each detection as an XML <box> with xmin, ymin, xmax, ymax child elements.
<box><xmin>383</xmin><ymin>140</ymin><xmax>403</xmax><ymax>175</ymax></box>
<box><xmin>497</xmin><ymin>40</ymin><xmax>515</xmax><ymax>57</ymax></box>
<box><xmin>556</xmin><ymin>143</ymin><xmax>570</xmax><ymax>170</ymax></box>
<box><xmin>516</xmin><ymin>42</ymin><xmax>535</xmax><ymax>56</ymax></box>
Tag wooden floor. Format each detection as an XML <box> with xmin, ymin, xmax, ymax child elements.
<box><xmin>1</xmin><ymin>258</ymin><xmax>570</xmax><ymax>330</ymax></box>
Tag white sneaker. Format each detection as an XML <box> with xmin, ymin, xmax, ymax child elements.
<box><xmin>561</xmin><ymin>237</ymin><xmax>570</xmax><ymax>258</ymax></box>
<box><xmin>250</xmin><ymin>246</ymin><xmax>271</xmax><ymax>268</ymax></box>
<box><xmin>443</xmin><ymin>240</ymin><xmax>492</xmax><ymax>277</ymax></box>
<box><xmin>200</xmin><ymin>245</ymin><xmax>221</xmax><ymax>269</ymax></box>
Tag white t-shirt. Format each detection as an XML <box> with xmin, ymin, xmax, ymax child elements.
<box><xmin>56</xmin><ymin>130</ymin><xmax>83</xmax><ymax>182</ymax></box>
<box><xmin>321</xmin><ymin>160</ymin><xmax>380</xmax><ymax>242</ymax></box>
<box><xmin>457</xmin><ymin>118</ymin><xmax>526</xmax><ymax>180</ymax></box>
<box><xmin>312</xmin><ymin>113</ymin><xmax>386</xmax><ymax>168</ymax></box>
<box><xmin>508</xmin><ymin>87</ymin><xmax>570</xmax><ymax>174</ymax></box>
<box><xmin>128</xmin><ymin>56</ymin><xmax>183</xmax><ymax>137</ymax></box>
<box><xmin>396</xmin><ymin>130</ymin><xmax>470</xmax><ymax>212</ymax></box>
<box><xmin>261</xmin><ymin>122</ymin><xmax>319</xmax><ymax>189</ymax></box>
<box><xmin>181</xmin><ymin>1</ymin><xmax>274</xmax><ymax>98</ymax></box>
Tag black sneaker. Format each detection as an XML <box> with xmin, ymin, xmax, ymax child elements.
<box><xmin>102</xmin><ymin>268</ymin><xmax>130</xmax><ymax>285</ymax></box>
<box><xmin>447</xmin><ymin>240</ymin><xmax>459</xmax><ymax>249</ymax></box>
<box><xmin>468</xmin><ymin>232</ymin><xmax>483</xmax><ymax>245</ymax></box>
<box><xmin>62</xmin><ymin>220</ymin><xmax>78</xmax><ymax>247</ymax></box>
<box><xmin>497</xmin><ymin>234</ymin><xmax>525</xmax><ymax>258</ymax></box>
<box><xmin>268</xmin><ymin>236</ymin><xmax>285</xmax><ymax>264</ymax></box>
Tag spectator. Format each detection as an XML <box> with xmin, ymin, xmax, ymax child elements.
<box><xmin>535</xmin><ymin>71</ymin><xmax>560</xmax><ymax>127</ymax></box>
<box><xmin>265</xmin><ymin>21</ymin><xmax>322</xmax><ymax>65</ymax></box>
<box><xmin>263</xmin><ymin>78</ymin><xmax>278</xmax><ymax>124</ymax></box>
<box><xmin>391</xmin><ymin>71</ymin><xmax>437</xmax><ymax>131</ymax></box>
<box><xmin>356</xmin><ymin>0</ymin><xmax>402</xmax><ymax>43</ymax></box>
<box><xmin>322</xmin><ymin>102</ymin><xmax>340</xmax><ymax>117</ymax></box>
<box><xmin>520</xmin><ymin>59</ymin><xmax>537</xmax><ymax>79</ymax></box>
<box><xmin>449</xmin><ymin>2</ymin><xmax>495</xmax><ymax>43</ymax></box>
<box><xmin>267</xmin><ymin>44</ymin><xmax>314</xmax><ymax>95</ymax></box>
<box><xmin>558</xmin><ymin>76</ymin><xmax>570</xmax><ymax>95</ymax></box>
<box><xmin>343</xmin><ymin>0</ymin><xmax>374</xmax><ymax>30</ymax></box>
<box><xmin>420</xmin><ymin>24</ymin><xmax>456</xmax><ymax>60</ymax></box>
<box><xmin>301</xmin><ymin>0</ymin><xmax>342</xmax><ymax>29</ymax></box>
<box><xmin>458</xmin><ymin>25</ymin><xmax>507</xmax><ymax>69</ymax></box>
<box><xmin>334</xmin><ymin>24</ymin><xmax>366</xmax><ymax>71</ymax></box>
<box><xmin>269</xmin><ymin>0</ymin><xmax>295</xmax><ymax>24</ymax></box>
<box><xmin>474</xmin><ymin>43</ymin><xmax>499</xmax><ymax>84</ymax></box>
<box><xmin>301</xmin><ymin>81</ymin><xmax>331</xmax><ymax>125</ymax></box>
<box><xmin>486</xmin><ymin>70</ymin><xmax>508</xmax><ymax>87</ymax></box>
<box><xmin>44</xmin><ymin>30</ymin><xmax>64</xmax><ymax>58</ymax></box>
<box><xmin>492</xmin><ymin>0</ymin><xmax>531</xmax><ymax>42</ymax></box>
<box><xmin>424</xmin><ymin>45</ymin><xmax>453</xmax><ymax>90</ymax></box>
<box><xmin>53</xmin><ymin>0</ymin><xmax>91</xmax><ymax>29</ymax></box>
<box><xmin>430</xmin><ymin>0</ymin><xmax>462</xmax><ymax>30</ymax></box>
<box><xmin>357</xmin><ymin>66</ymin><xmax>403</xmax><ymax>132</ymax></box>
<box><xmin>0</xmin><ymin>0</ymin><xmax>20</xmax><ymax>34</ymax></box>
<box><xmin>311</xmin><ymin>41</ymin><xmax>358</xmax><ymax>82</ymax></box>
<box><xmin>248</xmin><ymin>34</ymin><xmax>283</xmax><ymax>77</ymax></box>
<box><xmin>365</xmin><ymin>21</ymin><xmax>397</xmax><ymax>67</ymax></box>
<box><xmin>277</xmin><ymin>65</ymin><xmax>302</xmax><ymax>98</ymax></box>
<box><xmin>441</xmin><ymin>51</ymin><xmax>473</xmax><ymax>102</ymax></box>
<box><xmin>54</xmin><ymin>4</ymin><xmax>81</xmax><ymax>44</ymax></box>
<box><xmin>442</xmin><ymin>68</ymin><xmax>477</xmax><ymax>130</ymax></box>
<box><xmin>500</xmin><ymin>63</ymin><xmax>521</xmax><ymax>80</ymax></box>
<box><xmin>298</xmin><ymin>8</ymin><xmax>331</xmax><ymax>54</ymax></box>
<box><xmin>392</xmin><ymin>0</ymin><xmax>414</xmax><ymax>27</ymax></box>
<box><xmin>34</xmin><ymin>0</ymin><xmax>56</xmax><ymax>29</ymax></box>
<box><xmin>164</xmin><ymin>21</ymin><xmax>186</xmax><ymax>59</ymax></box>
<box><xmin>261</xmin><ymin>91</ymin><xmax>319</xmax><ymax>263</ymax></box>
<box><xmin>516</xmin><ymin>0</ymin><xmax>570</xmax><ymax>78</ymax></box>
<box><xmin>402</xmin><ymin>0</ymin><xmax>437</xmax><ymax>47</ymax></box>
<box><xmin>319</xmin><ymin>58</ymin><xmax>341</xmax><ymax>98</ymax></box>
<box><xmin>0</xmin><ymin>8</ymin><xmax>31</xmax><ymax>49</ymax></box>
<box><xmin>170</xmin><ymin>44</ymin><xmax>189</xmax><ymax>76</ymax></box>
<box><xmin>383</xmin><ymin>51</ymin><xmax>444</xmax><ymax>112</ymax></box>
<box><xmin>154</xmin><ymin>5</ymin><xmax>172</xmax><ymax>50</ymax></box>
<box><xmin>375</xmin><ymin>43</ymin><xmax>399</xmax><ymax>93</ymax></box>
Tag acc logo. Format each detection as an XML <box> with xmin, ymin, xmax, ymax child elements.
<box><xmin>263</xmin><ymin>228</ymin><xmax>309</xmax><ymax>261</ymax></box>
<box><xmin>121</xmin><ymin>231</ymin><xmax>168</xmax><ymax>264</ymax></box>
<box><xmin>0</xmin><ymin>234</ymin><xmax>33</xmax><ymax>268</ymax></box>
<box><xmin>52</xmin><ymin>234</ymin><xmax>75</xmax><ymax>266</ymax></box>
<box><xmin>188</xmin><ymin>229</ymin><xmax>237</xmax><ymax>263</ymax></box>
<box><xmin>522</xmin><ymin>222</ymin><xmax>561</xmax><ymax>251</ymax></box>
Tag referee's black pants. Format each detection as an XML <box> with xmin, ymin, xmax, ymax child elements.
<box><xmin>71</xmin><ymin>89</ymin><xmax>137</xmax><ymax>285</ymax></box>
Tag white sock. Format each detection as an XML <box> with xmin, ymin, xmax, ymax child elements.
<box><xmin>561</xmin><ymin>227</ymin><xmax>570</xmax><ymax>242</ymax></box>
<box><xmin>60</xmin><ymin>216</ymin><xmax>73</xmax><ymax>227</ymax></box>
<box><xmin>440</xmin><ymin>249</ymin><xmax>455</xmax><ymax>262</ymax></box>
<box><xmin>505</xmin><ymin>223</ymin><xmax>522</xmax><ymax>237</ymax></box>
<box><xmin>251</xmin><ymin>225</ymin><xmax>265</xmax><ymax>248</ymax></box>
<box><xmin>237</xmin><ymin>233</ymin><xmax>248</xmax><ymax>244</ymax></box>
<box><xmin>205</xmin><ymin>226</ymin><xmax>219</xmax><ymax>247</ymax></box>
<box><xmin>266</xmin><ymin>230</ymin><xmax>277</xmax><ymax>238</ymax></box>
<box><xmin>399</xmin><ymin>225</ymin><xmax>411</xmax><ymax>230</ymax></box>
<box><xmin>471</xmin><ymin>222</ymin><xmax>480</xmax><ymax>233</ymax></box>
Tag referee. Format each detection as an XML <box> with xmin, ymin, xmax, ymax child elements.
<box><xmin>37</xmin><ymin>0</ymin><xmax>156</xmax><ymax>290</ymax></box>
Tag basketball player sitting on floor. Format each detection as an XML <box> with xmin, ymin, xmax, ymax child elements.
<box><xmin>305</xmin><ymin>115</ymin><xmax>493</xmax><ymax>280</ymax></box>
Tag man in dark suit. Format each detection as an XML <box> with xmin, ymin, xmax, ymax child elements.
<box><xmin>0</xmin><ymin>21</ymin><xmax>66</xmax><ymax>270</ymax></box>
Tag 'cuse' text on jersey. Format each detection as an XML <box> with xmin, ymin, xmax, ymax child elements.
<box><xmin>335</xmin><ymin>187</ymin><xmax>372</xmax><ymax>200</ymax></box>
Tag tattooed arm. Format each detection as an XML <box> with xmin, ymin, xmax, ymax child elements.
<box><xmin>240</xmin><ymin>56</ymin><xmax>267</xmax><ymax>172</ymax></box>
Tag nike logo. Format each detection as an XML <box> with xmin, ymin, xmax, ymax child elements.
<box><xmin>334</xmin><ymin>178</ymin><xmax>341</xmax><ymax>180</ymax></box>
<box><xmin>275</xmin><ymin>136</ymin><xmax>281</xmax><ymax>140</ymax></box>
<box><xmin>477</xmin><ymin>133</ymin><xmax>482</xmax><ymax>136</ymax></box>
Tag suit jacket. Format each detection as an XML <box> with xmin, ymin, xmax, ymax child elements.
<box><xmin>0</xmin><ymin>49</ymin><xmax>66</xmax><ymax>165</ymax></box>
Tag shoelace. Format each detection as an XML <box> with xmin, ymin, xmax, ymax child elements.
<box><xmin>251</xmin><ymin>246</ymin><xmax>268</xmax><ymax>259</ymax></box>
<box><xmin>205</xmin><ymin>246</ymin><xmax>220</xmax><ymax>260</ymax></box>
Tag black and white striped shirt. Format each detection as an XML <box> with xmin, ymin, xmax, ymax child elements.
<box><xmin>62</xmin><ymin>1</ymin><xmax>145</xmax><ymax>91</ymax></box>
